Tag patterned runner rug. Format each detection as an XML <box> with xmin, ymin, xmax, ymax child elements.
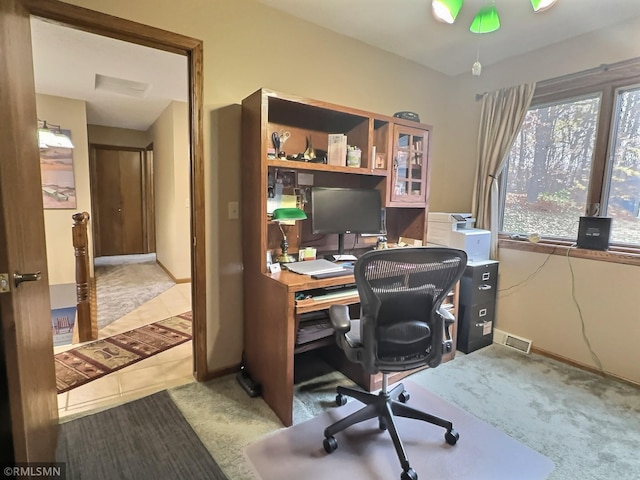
<box><xmin>55</xmin><ymin>312</ymin><xmax>192</xmax><ymax>394</ymax></box>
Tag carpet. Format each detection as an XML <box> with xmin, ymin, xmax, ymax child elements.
<box><xmin>95</xmin><ymin>256</ymin><xmax>176</xmax><ymax>329</ymax></box>
<box><xmin>55</xmin><ymin>312</ymin><xmax>192</xmax><ymax>394</ymax></box>
<box><xmin>56</xmin><ymin>390</ymin><xmax>227</xmax><ymax>480</ymax></box>
<box><xmin>245</xmin><ymin>379</ymin><xmax>554</xmax><ymax>480</ymax></box>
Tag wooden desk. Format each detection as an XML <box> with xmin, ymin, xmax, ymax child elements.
<box><xmin>241</xmin><ymin>268</ymin><xmax>458</xmax><ymax>427</ymax></box>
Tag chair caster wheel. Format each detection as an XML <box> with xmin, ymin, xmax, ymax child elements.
<box><xmin>335</xmin><ymin>393</ymin><xmax>347</xmax><ymax>406</ymax></box>
<box><xmin>323</xmin><ymin>436</ymin><xmax>338</xmax><ymax>453</ymax></box>
<box><xmin>401</xmin><ymin>467</ymin><xmax>418</xmax><ymax>480</ymax></box>
<box><xmin>445</xmin><ymin>429</ymin><xmax>459</xmax><ymax>445</ymax></box>
<box><xmin>379</xmin><ymin>417</ymin><xmax>388</xmax><ymax>431</ymax></box>
<box><xmin>398</xmin><ymin>390</ymin><xmax>410</xmax><ymax>403</ymax></box>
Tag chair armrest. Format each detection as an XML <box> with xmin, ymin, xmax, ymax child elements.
<box><xmin>438</xmin><ymin>306</ymin><xmax>455</xmax><ymax>327</ymax></box>
<box><xmin>329</xmin><ymin>304</ymin><xmax>351</xmax><ymax>333</ymax></box>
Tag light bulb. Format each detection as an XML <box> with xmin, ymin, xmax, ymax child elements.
<box><xmin>472</xmin><ymin>61</ymin><xmax>482</xmax><ymax>76</ymax></box>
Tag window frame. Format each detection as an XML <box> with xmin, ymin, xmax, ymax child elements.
<box><xmin>499</xmin><ymin>59</ymin><xmax>640</xmax><ymax>264</ymax></box>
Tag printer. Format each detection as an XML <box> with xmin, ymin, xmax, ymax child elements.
<box><xmin>427</xmin><ymin>212</ymin><xmax>490</xmax><ymax>262</ymax></box>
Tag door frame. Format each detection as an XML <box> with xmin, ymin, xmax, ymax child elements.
<box><xmin>23</xmin><ymin>0</ymin><xmax>208</xmax><ymax>380</ymax></box>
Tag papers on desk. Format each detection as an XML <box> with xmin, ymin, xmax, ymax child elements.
<box><xmin>284</xmin><ymin>259</ymin><xmax>345</xmax><ymax>275</ymax></box>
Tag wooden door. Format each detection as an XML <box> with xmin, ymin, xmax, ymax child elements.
<box><xmin>0</xmin><ymin>0</ymin><xmax>59</xmax><ymax>462</ymax></box>
<box><xmin>91</xmin><ymin>146</ymin><xmax>147</xmax><ymax>257</ymax></box>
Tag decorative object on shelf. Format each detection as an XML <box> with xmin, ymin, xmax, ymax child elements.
<box><xmin>303</xmin><ymin>135</ymin><xmax>316</xmax><ymax>161</ymax></box>
<box><xmin>272</xmin><ymin>207</ymin><xmax>307</xmax><ymax>263</ymax></box>
<box><xmin>346</xmin><ymin>145</ymin><xmax>361</xmax><ymax>167</ymax></box>
<box><xmin>393</xmin><ymin>111</ymin><xmax>420</xmax><ymax>122</ymax></box>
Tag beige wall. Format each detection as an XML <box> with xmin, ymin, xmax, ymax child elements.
<box><xmin>62</xmin><ymin>0</ymin><xmax>640</xmax><ymax>383</ymax></box>
<box><xmin>36</xmin><ymin>94</ymin><xmax>92</xmax><ymax>290</ymax></box>
<box><xmin>149</xmin><ymin>101</ymin><xmax>191</xmax><ymax>280</ymax></box>
<box><xmin>87</xmin><ymin>124</ymin><xmax>150</xmax><ymax>148</ymax></box>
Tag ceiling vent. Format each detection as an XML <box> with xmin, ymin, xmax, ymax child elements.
<box><xmin>493</xmin><ymin>328</ymin><xmax>532</xmax><ymax>354</ymax></box>
<box><xmin>95</xmin><ymin>73</ymin><xmax>150</xmax><ymax>98</ymax></box>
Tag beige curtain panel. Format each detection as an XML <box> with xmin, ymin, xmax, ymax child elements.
<box><xmin>472</xmin><ymin>82</ymin><xmax>536</xmax><ymax>259</ymax></box>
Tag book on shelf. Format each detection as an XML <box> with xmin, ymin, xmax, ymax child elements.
<box><xmin>327</xmin><ymin>133</ymin><xmax>347</xmax><ymax>166</ymax></box>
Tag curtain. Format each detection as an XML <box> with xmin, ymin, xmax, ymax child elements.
<box><xmin>472</xmin><ymin>82</ymin><xmax>536</xmax><ymax>259</ymax></box>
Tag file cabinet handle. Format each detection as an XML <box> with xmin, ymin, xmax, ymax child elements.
<box><xmin>478</xmin><ymin>284</ymin><xmax>492</xmax><ymax>291</ymax></box>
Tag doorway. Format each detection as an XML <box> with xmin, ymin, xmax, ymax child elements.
<box><xmin>31</xmin><ymin>18</ymin><xmax>203</xmax><ymax>414</ymax></box>
<box><xmin>0</xmin><ymin>0</ymin><xmax>205</xmax><ymax>462</ymax></box>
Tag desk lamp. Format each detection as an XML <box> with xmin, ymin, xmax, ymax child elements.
<box><xmin>272</xmin><ymin>207</ymin><xmax>307</xmax><ymax>263</ymax></box>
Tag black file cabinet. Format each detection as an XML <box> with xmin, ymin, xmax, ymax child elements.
<box><xmin>457</xmin><ymin>260</ymin><xmax>499</xmax><ymax>354</ymax></box>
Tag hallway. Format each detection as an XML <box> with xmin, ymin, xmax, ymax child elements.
<box><xmin>55</xmin><ymin>283</ymin><xmax>194</xmax><ymax>419</ymax></box>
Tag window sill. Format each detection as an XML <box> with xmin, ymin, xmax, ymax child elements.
<box><xmin>498</xmin><ymin>237</ymin><xmax>640</xmax><ymax>267</ymax></box>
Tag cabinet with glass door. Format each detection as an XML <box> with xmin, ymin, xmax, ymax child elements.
<box><xmin>389</xmin><ymin>124</ymin><xmax>430</xmax><ymax>207</ymax></box>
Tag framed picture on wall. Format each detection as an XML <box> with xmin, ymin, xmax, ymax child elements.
<box><xmin>40</xmin><ymin>129</ymin><xmax>77</xmax><ymax>209</ymax></box>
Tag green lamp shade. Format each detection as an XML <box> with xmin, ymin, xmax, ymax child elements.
<box><xmin>470</xmin><ymin>5</ymin><xmax>501</xmax><ymax>34</ymax></box>
<box><xmin>272</xmin><ymin>208</ymin><xmax>307</xmax><ymax>222</ymax></box>
<box><xmin>432</xmin><ymin>0</ymin><xmax>463</xmax><ymax>24</ymax></box>
<box><xmin>530</xmin><ymin>0</ymin><xmax>558</xmax><ymax>12</ymax></box>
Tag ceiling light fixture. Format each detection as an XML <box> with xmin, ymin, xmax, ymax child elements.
<box><xmin>470</xmin><ymin>4</ymin><xmax>501</xmax><ymax>34</ymax></box>
<box><xmin>530</xmin><ymin>0</ymin><xmax>559</xmax><ymax>12</ymax></box>
<box><xmin>431</xmin><ymin>0</ymin><xmax>463</xmax><ymax>24</ymax></box>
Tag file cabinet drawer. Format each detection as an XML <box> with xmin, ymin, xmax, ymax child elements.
<box><xmin>457</xmin><ymin>301</ymin><xmax>495</xmax><ymax>353</ymax></box>
<box><xmin>460</xmin><ymin>261</ymin><xmax>498</xmax><ymax>306</ymax></box>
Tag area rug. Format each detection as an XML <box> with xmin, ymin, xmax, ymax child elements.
<box><xmin>95</xmin><ymin>257</ymin><xmax>176</xmax><ymax>329</ymax></box>
<box><xmin>245</xmin><ymin>379</ymin><xmax>554</xmax><ymax>480</ymax></box>
<box><xmin>56</xmin><ymin>390</ymin><xmax>227</xmax><ymax>480</ymax></box>
<box><xmin>55</xmin><ymin>312</ymin><xmax>192</xmax><ymax>394</ymax></box>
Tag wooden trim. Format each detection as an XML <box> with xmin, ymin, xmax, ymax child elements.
<box><xmin>189</xmin><ymin>41</ymin><xmax>207</xmax><ymax>382</ymax></box>
<box><xmin>72</xmin><ymin>212</ymin><xmax>94</xmax><ymax>342</ymax></box>
<box><xmin>531</xmin><ymin>346</ymin><xmax>639</xmax><ymax>388</ymax></box>
<box><xmin>22</xmin><ymin>0</ymin><xmax>200</xmax><ymax>53</ymax></box>
<box><xmin>499</xmin><ymin>237</ymin><xmax>640</xmax><ymax>267</ymax></box>
<box><xmin>199</xmin><ymin>363</ymin><xmax>241</xmax><ymax>383</ymax></box>
<box><xmin>23</xmin><ymin>0</ymin><xmax>208</xmax><ymax>380</ymax></box>
<box><xmin>156</xmin><ymin>259</ymin><xmax>190</xmax><ymax>284</ymax></box>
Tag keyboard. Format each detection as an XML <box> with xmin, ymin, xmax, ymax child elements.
<box><xmin>311</xmin><ymin>288</ymin><xmax>358</xmax><ymax>301</ymax></box>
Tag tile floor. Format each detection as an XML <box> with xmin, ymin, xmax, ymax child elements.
<box><xmin>55</xmin><ymin>282</ymin><xmax>195</xmax><ymax>419</ymax></box>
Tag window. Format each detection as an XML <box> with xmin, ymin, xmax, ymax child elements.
<box><xmin>500</xmin><ymin>60</ymin><xmax>640</xmax><ymax>247</ymax></box>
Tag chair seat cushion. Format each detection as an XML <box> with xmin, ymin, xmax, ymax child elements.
<box><xmin>377</xmin><ymin>320</ymin><xmax>431</xmax><ymax>363</ymax></box>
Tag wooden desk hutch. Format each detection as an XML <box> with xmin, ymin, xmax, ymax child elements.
<box><xmin>240</xmin><ymin>89</ymin><xmax>459</xmax><ymax>426</ymax></box>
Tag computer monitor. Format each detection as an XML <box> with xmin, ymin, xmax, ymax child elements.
<box><xmin>311</xmin><ymin>186</ymin><xmax>383</xmax><ymax>256</ymax></box>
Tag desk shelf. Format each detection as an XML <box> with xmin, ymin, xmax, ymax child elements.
<box><xmin>295</xmin><ymin>292</ymin><xmax>360</xmax><ymax>314</ymax></box>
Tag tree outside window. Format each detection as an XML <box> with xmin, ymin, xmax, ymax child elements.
<box><xmin>499</xmin><ymin>63</ymin><xmax>640</xmax><ymax>248</ymax></box>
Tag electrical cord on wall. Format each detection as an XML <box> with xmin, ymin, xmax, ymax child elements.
<box><xmin>566</xmin><ymin>245</ymin><xmax>604</xmax><ymax>371</ymax></box>
<box><xmin>498</xmin><ymin>250</ymin><xmax>554</xmax><ymax>296</ymax></box>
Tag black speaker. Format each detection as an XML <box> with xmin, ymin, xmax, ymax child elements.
<box><xmin>577</xmin><ymin>216</ymin><xmax>612</xmax><ymax>250</ymax></box>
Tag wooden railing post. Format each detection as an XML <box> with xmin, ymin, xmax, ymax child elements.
<box><xmin>72</xmin><ymin>212</ymin><xmax>94</xmax><ymax>342</ymax></box>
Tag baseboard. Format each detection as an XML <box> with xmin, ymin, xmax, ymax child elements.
<box><xmin>199</xmin><ymin>363</ymin><xmax>241</xmax><ymax>382</ymax></box>
<box><xmin>156</xmin><ymin>259</ymin><xmax>191</xmax><ymax>284</ymax></box>
<box><xmin>530</xmin><ymin>346</ymin><xmax>639</xmax><ymax>388</ymax></box>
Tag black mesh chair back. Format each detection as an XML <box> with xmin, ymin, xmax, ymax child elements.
<box><xmin>353</xmin><ymin>247</ymin><xmax>468</xmax><ymax>374</ymax></box>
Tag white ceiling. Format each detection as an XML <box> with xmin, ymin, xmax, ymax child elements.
<box><xmin>30</xmin><ymin>1</ymin><xmax>640</xmax><ymax>130</ymax></box>
<box><xmin>256</xmin><ymin>0</ymin><xmax>640</xmax><ymax>76</ymax></box>
<box><xmin>30</xmin><ymin>17</ymin><xmax>188</xmax><ymax>131</ymax></box>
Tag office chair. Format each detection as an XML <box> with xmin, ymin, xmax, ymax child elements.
<box><xmin>323</xmin><ymin>247</ymin><xmax>468</xmax><ymax>480</ymax></box>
